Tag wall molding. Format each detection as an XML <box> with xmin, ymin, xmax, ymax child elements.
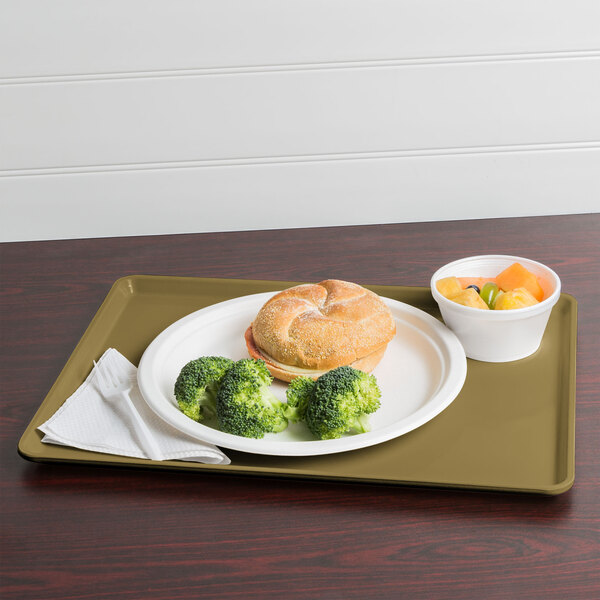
<box><xmin>2</xmin><ymin>141</ymin><xmax>600</xmax><ymax>178</ymax></box>
<box><xmin>2</xmin><ymin>49</ymin><xmax>600</xmax><ymax>86</ymax></box>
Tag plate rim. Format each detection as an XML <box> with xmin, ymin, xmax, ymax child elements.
<box><xmin>137</xmin><ymin>291</ymin><xmax>467</xmax><ymax>456</ymax></box>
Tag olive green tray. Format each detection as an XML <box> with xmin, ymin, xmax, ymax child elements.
<box><xmin>18</xmin><ymin>276</ymin><xmax>577</xmax><ymax>494</ymax></box>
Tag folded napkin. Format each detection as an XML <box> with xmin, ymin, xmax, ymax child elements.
<box><xmin>38</xmin><ymin>348</ymin><xmax>230</xmax><ymax>465</ymax></box>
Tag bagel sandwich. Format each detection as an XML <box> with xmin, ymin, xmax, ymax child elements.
<box><xmin>244</xmin><ymin>279</ymin><xmax>396</xmax><ymax>382</ymax></box>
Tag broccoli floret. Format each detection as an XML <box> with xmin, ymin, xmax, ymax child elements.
<box><xmin>174</xmin><ymin>356</ymin><xmax>234</xmax><ymax>422</ymax></box>
<box><xmin>283</xmin><ymin>376</ymin><xmax>316</xmax><ymax>423</ymax></box>
<box><xmin>305</xmin><ymin>366</ymin><xmax>381</xmax><ymax>440</ymax></box>
<box><xmin>216</xmin><ymin>359</ymin><xmax>288</xmax><ymax>438</ymax></box>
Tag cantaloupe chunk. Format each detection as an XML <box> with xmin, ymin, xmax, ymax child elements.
<box><xmin>457</xmin><ymin>276</ymin><xmax>497</xmax><ymax>290</ymax></box>
<box><xmin>436</xmin><ymin>276</ymin><xmax>463</xmax><ymax>299</ymax></box>
<box><xmin>450</xmin><ymin>287</ymin><xmax>490</xmax><ymax>309</ymax></box>
<box><xmin>494</xmin><ymin>287</ymin><xmax>539</xmax><ymax>310</ymax></box>
<box><xmin>496</xmin><ymin>263</ymin><xmax>544</xmax><ymax>301</ymax></box>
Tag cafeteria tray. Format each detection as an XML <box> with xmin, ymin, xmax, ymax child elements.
<box><xmin>18</xmin><ymin>276</ymin><xmax>577</xmax><ymax>494</ymax></box>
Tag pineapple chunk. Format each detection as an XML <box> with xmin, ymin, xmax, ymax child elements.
<box><xmin>450</xmin><ymin>288</ymin><xmax>490</xmax><ymax>309</ymax></box>
<box><xmin>494</xmin><ymin>287</ymin><xmax>539</xmax><ymax>310</ymax></box>
<box><xmin>436</xmin><ymin>276</ymin><xmax>463</xmax><ymax>300</ymax></box>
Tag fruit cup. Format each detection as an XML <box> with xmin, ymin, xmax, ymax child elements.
<box><xmin>430</xmin><ymin>255</ymin><xmax>561</xmax><ymax>362</ymax></box>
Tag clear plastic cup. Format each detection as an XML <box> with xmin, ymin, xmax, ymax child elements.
<box><xmin>430</xmin><ymin>255</ymin><xmax>561</xmax><ymax>362</ymax></box>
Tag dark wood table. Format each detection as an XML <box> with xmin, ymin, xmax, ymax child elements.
<box><xmin>2</xmin><ymin>214</ymin><xmax>599</xmax><ymax>599</ymax></box>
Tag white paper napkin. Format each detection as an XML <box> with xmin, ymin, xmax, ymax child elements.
<box><xmin>38</xmin><ymin>348</ymin><xmax>230</xmax><ymax>465</ymax></box>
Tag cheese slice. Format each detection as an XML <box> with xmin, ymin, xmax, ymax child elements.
<box><xmin>258</xmin><ymin>349</ymin><xmax>327</xmax><ymax>378</ymax></box>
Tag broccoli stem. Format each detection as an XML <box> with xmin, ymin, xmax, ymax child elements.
<box><xmin>283</xmin><ymin>405</ymin><xmax>302</xmax><ymax>423</ymax></box>
<box><xmin>259</xmin><ymin>387</ymin><xmax>288</xmax><ymax>432</ymax></box>
<box><xmin>196</xmin><ymin>386</ymin><xmax>218</xmax><ymax>418</ymax></box>
<box><xmin>350</xmin><ymin>413</ymin><xmax>371</xmax><ymax>434</ymax></box>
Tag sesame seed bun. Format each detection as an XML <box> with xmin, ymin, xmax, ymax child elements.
<box><xmin>245</xmin><ymin>280</ymin><xmax>396</xmax><ymax>382</ymax></box>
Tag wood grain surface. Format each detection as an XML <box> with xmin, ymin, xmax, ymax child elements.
<box><xmin>1</xmin><ymin>214</ymin><xmax>599</xmax><ymax>599</ymax></box>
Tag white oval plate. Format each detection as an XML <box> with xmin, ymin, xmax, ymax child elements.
<box><xmin>137</xmin><ymin>292</ymin><xmax>467</xmax><ymax>456</ymax></box>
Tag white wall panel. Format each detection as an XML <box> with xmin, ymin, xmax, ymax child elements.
<box><xmin>2</xmin><ymin>0</ymin><xmax>599</xmax><ymax>80</ymax></box>
<box><xmin>2</xmin><ymin>59</ymin><xmax>599</xmax><ymax>172</ymax></box>
<box><xmin>2</xmin><ymin>148</ymin><xmax>598</xmax><ymax>242</ymax></box>
<box><xmin>1</xmin><ymin>0</ymin><xmax>599</xmax><ymax>241</ymax></box>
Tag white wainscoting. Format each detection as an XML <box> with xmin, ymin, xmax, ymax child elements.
<box><xmin>1</xmin><ymin>0</ymin><xmax>599</xmax><ymax>242</ymax></box>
